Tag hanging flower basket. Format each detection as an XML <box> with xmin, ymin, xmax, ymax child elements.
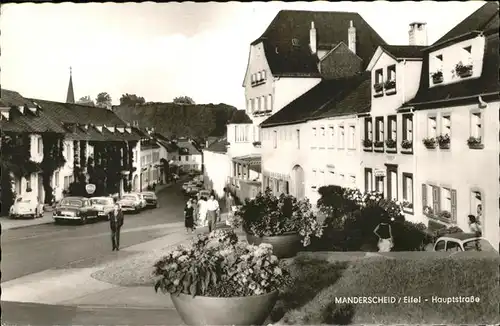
<box><xmin>467</xmin><ymin>136</ymin><xmax>483</xmax><ymax>149</ymax></box>
<box><xmin>455</xmin><ymin>62</ymin><xmax>473</xmax><ymax>78</ymax></box>
<box><xmin>422</xmin><ymin>137</ymin><xmax>437</xmax><ymax>149</ymax></box>
<box><xmin>436</xmin><ymin>134</ymin><xmax>450</xmax><ymax>149</ymax></box>
<box><xmin>430</xmin><ymin>70</ymin><xmax>443</xmax><ymax>84</ymax></box>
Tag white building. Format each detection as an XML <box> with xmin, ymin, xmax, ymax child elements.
<box><xmin>203</xmin><ymin>136</ymin><xmax>231</xmax><ymax>198</ymax></box>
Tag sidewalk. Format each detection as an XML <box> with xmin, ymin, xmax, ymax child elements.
<box><xmin>0</xmin><ymin>212</ymin><xmax>54</xmax><ymax>231</ymax></box>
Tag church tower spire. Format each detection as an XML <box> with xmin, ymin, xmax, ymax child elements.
<box><xmin>66</xmin><ymin>66</ymin><xmax>75</xmax><ymax>103</ymax></box>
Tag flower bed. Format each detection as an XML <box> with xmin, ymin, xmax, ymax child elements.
<box><xmin>278</xmin><ymin>256</ymin><xmax>500</xmax><ymax>324</ymax></box>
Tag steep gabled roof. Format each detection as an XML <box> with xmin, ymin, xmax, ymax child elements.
<box><xmin>177</xmin><ymin>140</ymin><xmax>202</xmax><ymax>155</ymax></box>
<box><xmin>380</xmin><ymin>45</ymin><xmax>426</xmax><ymax>59</ymax></box>
<box><xmin>433</xmin><ymin>2</ymin><xmax>499</xmax><ymax>46</ymax></box>
<box><xmin>404</xmin><ymin>32</ymin><xmax>500</xmax><ymax>108</ymax></box>
<box><xmin>1</xmin><ymin>89</ymin><xmax>36</xmax><ymax>108</ymax></box>
<box><xmin>260</xmin><ymin>72</ymin><xmax>371</xmax><ymax>128</ymax></box>
<box><xmin>251</xmin><ymin>10</ymin><xmax>387</xmax><ymax>77</ymax></box>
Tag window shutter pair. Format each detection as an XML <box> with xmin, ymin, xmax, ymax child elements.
<box><xmin>450</xmin><ymin>189</ymin><xmax>457</xmax><ymax>223</ymax></box>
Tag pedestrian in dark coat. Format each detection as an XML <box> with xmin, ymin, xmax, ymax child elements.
<box><xmin>184</xmin><ymin>199</ymin><xmax>195</xmax><ymax>233</ymax></box>
<box><xmin>110</xmin><ymin>203</ymin><xmax>124</xmax><ymax>251</ymax></box>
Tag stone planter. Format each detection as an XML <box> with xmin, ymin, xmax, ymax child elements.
<box><xmin>246</xmin><ymin>233</ymin><xmax>302</xmax><ymax>258</ymax></box>
<box><xmin>170</xmin><ymin>291</ymin><xmax>278</xmax><ymax>326</ymax></box>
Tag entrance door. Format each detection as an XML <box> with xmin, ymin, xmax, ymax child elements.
<box><xmin>292</xmin><ymin>165</ymin><xmax>305</xmax><ymax>200</ymax></box>
<box><xmin>38</xmin><ymin>173</ymin><xmax>44</xmax><ymax>204</ymax></box>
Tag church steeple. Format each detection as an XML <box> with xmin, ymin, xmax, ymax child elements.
<box><xmin>66</xmin><ymin>67</ymin><xmax>75</xmax><ymax>104</ymax></box>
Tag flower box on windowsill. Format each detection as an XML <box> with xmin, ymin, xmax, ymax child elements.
<box><xmin>431</xmin><ymin>71</ymin><xmax>443</xmax><ymax>84</ymax></box>
<box><xmin>436</xmin><ymin>134</ymin><xmax>450</xmax><ymax>149</ymax></box>
<box><xmin>362</xmin><ymin>139</ymin><xmax>373</xmax><ymax>151</ymax></box>
<box><xmin>385</xmin><ymin>139</ymin><xmax>397</xmax><ymax>152</ymax></box>
<box><xmin>455</xmin><ymin>62</ymin><xmax>473</xmax><ymax>78</ymax></box>
<box><xmin>402</xmin><ymin>201</ymin><xmax>414</xmax><ymax>215</ymax></box>
<box><xmin>384</xmin><ymin>80</ymin><xmax>396</xmax><ymax>95</ymax></box>
<box><xmin>400</xmin><ymin>140</ymin><xmax>413</xmax><ymax>154</ymax></box>
<box><xmin>373</xmin><ymin>141</ymin><xmax>384</xmax><ymax>152</ymax></box>
<box><xmin>373</xmin><ymin>83</ymin><xmax>384</xmax><ymax>97</ymax></box>
<box><xmin>467</xmin><ymin>136</ymin><xmax>484</xmax><ymax>149</ymax></box>
<box><xmin>252</xmin><ymin>141</ymin><xmax>261</xmax><ymax>147</ymax></box>
<box><xmin>422</xmin><ymin>138</ymin><xmax>437</xmax><ymax>149</ymax></box>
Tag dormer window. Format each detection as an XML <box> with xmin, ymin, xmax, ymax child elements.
<box><xmin>257</xmin><ymin>72</ymin><xmax>262</xmax><ymax>81</ymax></box>
<box><xmin>125</xmin><ymin>127</ymin><xmax>132</xmax><ymax>133</ymax></box>
<box><xmin>251</xmin><ymin>74</ymin><xmax>256</xmax><ymax>85</ymax></box>
<box><xmin>96</xmin><ymin>125</ymin><xmax>103</xmax><ymax>133</ymax></box>
<box><xmin>430</xmin><ymin>54</ymin><xmax>444</xmax><ymax>85</ymax></box>
<box><xmin>0</xmin><ymin>108</ymin><xmax>10</xmax><ymax>121</ymax></box>
<box><xmin>28</xmin><ymin>107</ymin><xmax>37</xmax><ymax>115</ymax></box>
<box><xmin>373</xmin><ymin>69</ymin><xmax>384</xmax><ymax>96</ymax></box>
<box><xmin>18</xmin><ymin>106</ymin><xmax>25</xmax><ymax>115</ymax></box>
<box><xmin>384</xmin><ymin>65</ymin><xmax>397</xmax><ymax>95</ymax></box>
<box><xmin>262</xmin><ymin>70</ymin><xmax>266</xmax><ymax>80</ymax></box>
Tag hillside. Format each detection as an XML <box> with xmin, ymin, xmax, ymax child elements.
<box><xmin>112</xmin><ymin>102</ymin><xmax>239</xmax><ymax>139</ymax></box>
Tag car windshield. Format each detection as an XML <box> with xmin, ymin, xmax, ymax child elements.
<box><xmin>16</xmin><ymin>198</ymin><xmax>31</xmax><ymax>203</ymax></box>
<box><xmin>123</xmin><ymin>195</ymin><xmax>136</xmax><ymax>200</ymax></box>
<box><xmin>91</xmin><ymin>199</ymin><xmax>110</xmax><ymax>205</ymax></box>
<box><xmin>60</xmin><ymin>199</ymin><xmax>82</xmax><ymax>207</ymax></box>
<box><xmin>463</xmin><ymin>239</ymin><xmax>495</xmax><ymax>252</ymax></box>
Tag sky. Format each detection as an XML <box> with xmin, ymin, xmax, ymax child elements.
<box><xmin>1</xmin><ymin>1</ymin><xmax>486</xmax><ymax>109</ymax></box>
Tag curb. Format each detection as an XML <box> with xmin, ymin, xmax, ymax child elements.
<box><xmin>1</xmin><ymin>218</ymin><xmax>54</xmax><ymax>231</ymax></box>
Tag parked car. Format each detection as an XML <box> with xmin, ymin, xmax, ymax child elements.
<box><xmin>90</xmin><ymin>196</ymin><xmax>115</xmax><ymax>220</ymax></box>
<box><xmin>141</xmin><ymin>191</ymin><xmax>159</xmax><ymax>208</ymax></box>
<box><xmin>9</xmin><ymin>197</ymin><xmax>44</xmax><ymax>219</ymax></box>
<box><xmin>53</xmin><ymin>196</ymin><xmax>98</xmax><ymax>224</ymax></box>
<box><xmin>433</xmin><ymin>233</ymin><xmax>496</xmax><ymax>253</ymax></box>
<box><xmin>136</xmin><ymin>193</ymin><xmax>147</xmax><ymax>209</ymax></box>
<box><xmin>198</xmin><ymin>189</ymin><xmax>211</xmax><ymax>199</ymax></box>
<box><xmin>117</xmin><ymin>193</ymin><xmax>143</xmax><ymax>213</ymax></box>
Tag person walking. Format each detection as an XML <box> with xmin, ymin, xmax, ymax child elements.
<box><xmin>206</xmin><ymin>194</ymin><xmax>220</xmax><ymax>232</ymax></box>
<box><xmin>468</xmin><ymin>214</ymin><xmax>482</xmax><ymax>236</ymax></box>
<box><xmin>197</xmin><ymin>196</ymin><xmax>208</xmax><ymax>227</ymax></box>
<box><xmin>184</xmin><ymin>199</ymin><xmax>195</xmax><ymax>234</ymax></box>
<box><xmin>373</xmin><ymin>217</ymin><xmax>394</xmax><ymax>252</ymax></box>
<box><xmin>191</xmin><ymin>196</ymin><xmax>199</xmax><ymax>228</ymax></box>
<box><xmin>110</xmin><ymin>203</ymin><xmax>124</xmax><ymax>251</ymax></box>
<box><xmin>225</xmin><ymin>192</ymin><xmax>235</xmax><ymax>225</ymax></box>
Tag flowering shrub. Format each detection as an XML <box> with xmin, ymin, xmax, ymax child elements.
<box><xmin>235</xmin><ymin>188</ymin><xmax>323</xmax><ymax>246</ymax></box>
<box><xmin>422</xmin><ymin>137</ymin><xmax>437</xmax><ymax>148</ymax></box>
<box><xmin>385</xmin><ymin>138</ymin><xmax>397</xmax><ymax>149</ymax></box>
<box><xmin>454</xmin><ymin>61</ymin><xmax>473</xmax><ymax>77</ymax></box>
<box><xmin>362</xmin><ymin>139</ymin><xmax>373</xmax><ymax>147</ymax></box>
<box><xmin>467</xmin><ymin>136</ymin><xmax>482</xmax><ymax>146</ymax></box>
<box><xmin>153</xmin><ymin>229</ymin><xmax>288</xmax><ymax>297</ymax></box>
<box><xmin>436</xmin><ymin>134</ymin><xmax>450</xmax><ymax>148</ymax></box>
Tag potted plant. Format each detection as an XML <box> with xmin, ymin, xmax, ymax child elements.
<box><xmin>153</xmin><ymin>229</ymin><xmax>287</xmax><ymax>326</ymax></box>
<box><xmin>234</xmin><ymin>188</ymin><xmax>323</xmax><ymax>258</ymax></box>
<box><xmin>384</xmin><ymin>79</ymin><xmax>396</xmax><ymax>90</ymax></box>
<box><xmin>373</xmin><ymin>82</ymin><xmax>384</xmax><ymax>94</ymax></box>
<box><xmin>401</xmin><ymin>139</ymin><xmax>413</xmax><ymax>150</ymax></box>
<box><xmin>436</xmin><ymin>134</ymin><xmax>450</xmax><ymax>149</ymax></box>
<box><xmin>423</xmin><ymin>205</ymin><xmax>434</xmax><ymax>218</ymax></box>
<box><xmin>422</xmin><ymin>137</ymin><xmax>437</xmax><ymax>149</ymax></box>
<box><xmin>385</xmin><ymin>138</ymin><xmax>397</xmax><ymax>149</ymax></box>
<box><xmin>455</xmin><ymin>61</ymin><xmax>473</xmax><ymax>78</ymax></box>
<box><xmin>430</xmin><ymin>70</ymin><xmax>443</xmax><ymax>84</ymax></box>
<box><xmin>362</xmin><ymin>139</ymin><xmax>373</xmax><ymax>148</ymax></box>
<box><xmin>373</xmin><ymin>140</ymin><xmax>384</xmax><ymax>148</ymax></box>
<box><xmin>467</xmin><ymin>136</ymin><xmax>483</xmax><ymax>149</ymax></box>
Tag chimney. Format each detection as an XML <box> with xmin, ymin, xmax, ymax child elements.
<box><xmin>408</xmin><ymin>22</ymin><xmax>428</xmax><ymax>46</ymax></box>
<box><xmin>309</xmin><ymin>21</ymin><xmax>317</xmax><ymax>54</ymax></box>
<box><xmin>348</xmin><ymin>20</ymin><xmax>356</xmax><ymax>54</ymax></box>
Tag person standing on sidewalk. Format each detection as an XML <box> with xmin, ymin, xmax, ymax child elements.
<box><xmin>225</xmin><ymin>192</ymin><xmax>234</xmax><ymax>224</ymax></box>
<box><xmin>110</xmin><ymin>203</ymin><xmax>124</xmax><ymax>251</ymax></box>
<box><xmin>184</xmin><ymin>199</ymin><xmax>195</xmax><ymax>234</ymax></box>
<box><xmin>206</xmin><ymin>194</ymin><xmax>220</xmax><ymax>232</ymax></box>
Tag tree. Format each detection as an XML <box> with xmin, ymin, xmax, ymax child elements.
<box><xmin>120</xmin><ymin>93</ymin><xmax>145</xmax><ymax>106</ymax></box>
<box><xmin>76</xmin><ymin>96</ymin><xmax>95</xmax><ymax>107</ymax></box>
<box><xmin>173</xmin><ymin>96</ymin><xmax>195</xmax><ymax>105</ymax></box>
<box><xmin>96</xmin><ymin>92</ymin><xmax>112</xmax><ymax>108</ymax></box>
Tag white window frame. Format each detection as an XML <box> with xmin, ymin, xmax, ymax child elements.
<box><xmin>296</xmin><ymin>129</ymin><xmax>300</xmax><ymax>149</ymax></box>
<box><xmin>427</xmin><ymin>115</ymin><xmax>437</xmax><ymax>138</ymax></box>
<box><xmin>328</xmin><ymin>125</ymin><xmax>335</xmax><ymax>148</ymax></box>
<box><xmin>273</xmin><ymin>130</ymin><xmax>277</xmax><ymax>149</ymax></box>
<box><xmin>311</xmin><ymin>169</ymin><xmax>317</xmax><ymax>189</ymax></box>
<box><xmin>470</xmin><ymin>111</ymin><xmax>482</xmax><ymax>139</ymax></box>
<box><xmin>348</xmin><ymin>125</ymin><xmax>356</xmax><ymax>149</ymax></box>
<box><xmin>441</xmin><ymin>114</ymin><xmax>451</xmax><ymax>136</ymax></box>
<box><xmin>441</xmin><ymin>187</ymin><xmax>452</xmax><ymax>213</ymax></box>
<box><xmin>338</xmin><ymin>125</ymin><xmax>345</xmax><ymax>149</ymax></box>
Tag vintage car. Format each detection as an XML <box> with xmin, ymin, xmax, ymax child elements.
<box><xmin>197</xmin><ymin>189</ymin><xmax>211</xmax><ymax>199</ymax></box>
<box><xmin>117</xmin><ymin>193</ymin><xmax>143</xmax><ymax>213</ymax></box>
<box><xmin>9</xmin><ymin>197</ymin><xmax>44</xmax><ymax>219</ymax></box>
<box><xmin>141</xmin><ymin>191</ymin><xmax>158</xmax><ymax>208</ymax></box>
<box><xmin>53</xmin><ymin>196</ymin><xmax>99</xmax><ymax>224</ymax></box>
<box><xmin>433</xmin><ymin>232</ymin><xmax>497</xmax><ymax>253</ymax></box>
<box><xmin>90</xmin><ymin>196</ymin><xmax>115</xmax><ymax>220</ymax></box>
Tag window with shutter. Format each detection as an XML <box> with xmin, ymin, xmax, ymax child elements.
<box><xmin>422</xmin><ymin>184</ymin><xmax>427</xmax><ymax>210</ymax></box>
<box><xmin>451</xmin><ymin>189</ymin><xmax>457</xmax><ymax>223</ymax></box>
<box><xmin>432</xmin><ymin>186</ymin><xmax>440</xmax><ymax>215</ymax></box>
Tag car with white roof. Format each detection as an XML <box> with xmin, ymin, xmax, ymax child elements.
<box><xmin>90</xmin><ymin>196</ymin><xmax>115</xmax><ymax>220</ymax></box>
<box><xmin>117</xmin><ymin>193</ymin><xmax>143</xmax><ymax>213</ymax></box>
<box><xmin>433</xmin><ymin>232</ymin><xmax>497</xmax><ymax>253</ymax></box>
<box><xmin>9</xmin><ymin>197</ymin><xmax>44</xmax><ymax>219</ymax></box>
